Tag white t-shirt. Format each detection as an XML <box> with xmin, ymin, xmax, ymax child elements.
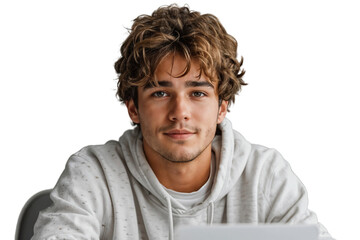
<box><xmin>163</xmin><ymin>152</ymin><xmax>216</xmax><ymax>209</ymax></box>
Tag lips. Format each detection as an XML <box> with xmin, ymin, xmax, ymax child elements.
<box><xmin>163</xmin><ymin>129</ymin><xmax>195</xmax><ymax>140</ymax></box>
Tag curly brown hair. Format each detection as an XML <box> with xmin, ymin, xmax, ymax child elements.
<box><xmin>114</xmin><ymin>4</ymin><xmax>246</xmax><ymax>109</ymax></box>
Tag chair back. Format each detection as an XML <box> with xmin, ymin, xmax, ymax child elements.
<box><xmin>15</xmin><ymin>189</ymin><xmax>53</xmax><ymax>240</ymax></box>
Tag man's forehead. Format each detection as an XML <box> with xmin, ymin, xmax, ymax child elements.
<box><xmin>144</xmin><ymin>53</ymin><xmax>219</xmax><ymax>90</ymax></box>
<box><xmin>155</xmin><ymin>53</ymin><xmax>216</xmax><ymax>79</ymax></box>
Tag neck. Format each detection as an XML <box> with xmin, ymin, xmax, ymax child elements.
<box><xmin>144</xmin><ymin>144</ymin><xmax>212</xmax><ymax>193</ymax></box>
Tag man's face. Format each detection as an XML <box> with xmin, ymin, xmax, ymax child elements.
<box><xmin>126</xmin><ymin>53</ymin><xmax>228</xmax><ymax>163</ymax></box>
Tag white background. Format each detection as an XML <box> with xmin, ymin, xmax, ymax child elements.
<box><xmin>1</xmin><ymin>0</ymin><xmax>359</xmax><ymax>239</ymax></box>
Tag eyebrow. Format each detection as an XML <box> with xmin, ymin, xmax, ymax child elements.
<box><xmin>143</xmin><ymin>80</ymin><xmax>214</xmax><ymax>90</ymax></box>
<box><xmin>185</xmin><ymin>81</ymin><xmax>214</xmax><ymax>88</ymax></box>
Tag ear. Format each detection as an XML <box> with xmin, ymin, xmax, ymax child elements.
<box><xmin>125</xmin><ymin>99</ymin><xmax>140</xmax><ymax>124</ymax></box>
<box><xmin>217</xmin><ymin>100</ymin><xmax>228</xmax><ymax>124</ymax></box>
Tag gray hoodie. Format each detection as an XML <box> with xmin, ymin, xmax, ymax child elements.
<box><xmin>32</xmin><ymin>118</ymin><xmax>334</xmax><ymax>239</ymax></box>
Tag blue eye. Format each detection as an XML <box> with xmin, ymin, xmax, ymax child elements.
<box><xmin>192</xmin><ymin>91</ymin><xmax>206</xmax><ymax>97</ymax></box>
<box><xmin>152</xmin><ymin>91</ymin><xmax>168</xmax><ymax>98</ymax></box>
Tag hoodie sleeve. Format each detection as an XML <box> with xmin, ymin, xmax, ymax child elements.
<box><xmin>32</xmin><ymin>150</ymin><xmax>113</xmax><ymax>240</ymax></box>
<box><xmin>260</xmin><ymin>150</ymin><xmax>335</xmax><ymax>240</ymax></box>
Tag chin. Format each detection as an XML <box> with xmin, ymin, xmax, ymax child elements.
<box><xmin>161</xmin><ymin>148</ymin><xmax>203</xmax><ymax>163</ymax></box>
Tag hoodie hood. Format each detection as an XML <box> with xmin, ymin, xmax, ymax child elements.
<box><xmin>118</xmin><ymin>118</ymin><xmax>252</xmax><ymax>213</ymax></box>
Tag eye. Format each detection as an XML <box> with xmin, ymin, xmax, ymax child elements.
<box><xmin>192</xmin><ymin>91</ymin><xmax>206</xmax><ymax>97</ymax></box>
<box><xmin>151</xmin><ymin>91</ymin><xmax>168</xmax><ymax>98</ymax></box>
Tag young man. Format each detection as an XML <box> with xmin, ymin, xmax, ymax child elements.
<box><xmin>32</xmin><ymin>5</ymin><xmax>334</xmax><ymax>240</ymax></box>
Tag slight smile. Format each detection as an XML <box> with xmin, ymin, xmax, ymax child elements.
<box><xmin>163</xmin><ymin>129</ymin><xmax>196</xmax><ymax>140</ymax></box>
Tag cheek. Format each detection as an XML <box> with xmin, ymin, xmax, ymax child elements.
<box><xmin>138</xmin><ymin>102</ymin><xmax>165</xmax><ymax>125</ymax></box>
<box><xmin>192</xmin><ymin>101</ymin><xmax>219</xmax><ymax>119</ymax></box>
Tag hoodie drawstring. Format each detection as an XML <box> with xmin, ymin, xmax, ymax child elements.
<box><xmin>207</xmin><ymin>202</ymin><xmax>215</xmax><ymax>225</ymax></box>
<box><xmin>166</xmin><ymin>197</ymin><xmax>174</xmax><ymax>240</ymax></box>
<box><xmin>166</xmin><ymin>197</ymin><xmax>214</xmax><ymax>239</ymax></box>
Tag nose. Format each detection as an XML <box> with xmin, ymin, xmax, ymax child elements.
<box><xmin>168</xmin><ymin>95</ymin><xmax>190</xmax><ymax>122</ymax></box>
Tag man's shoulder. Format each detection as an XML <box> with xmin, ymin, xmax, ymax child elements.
<box><xmin>66</xmin><ymin>140</ymin><xmax>125</xmax><ymax>171</ymax></box>
<box><xmin>231</xmin><ymin>130</ymin><xmax>290</xmax><ymax>177</ymax></box>
<box><xmin>63</xmin><ymin>129</ymin><xmax>140</xmax><ymax>178</ymax></box>
<box><xmin>73</xmin><ymin>140</ymin><xmax>120</xmax><ymax>159</ymax></box>
<box><xmin>76</xmin><ymin>128</ymin><xmax>140</xmax><ymax>158</ymax></box>
<box><xmin>231</xmin><ymin>129</ymin><xmax>287</xmax><ymax>166</ymax></box>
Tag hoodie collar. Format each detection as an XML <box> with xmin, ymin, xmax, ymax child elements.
<box><xmin>119</xmin><ymin>118</ymin><xmax>252</xmax><ymax>212</ymax></box>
